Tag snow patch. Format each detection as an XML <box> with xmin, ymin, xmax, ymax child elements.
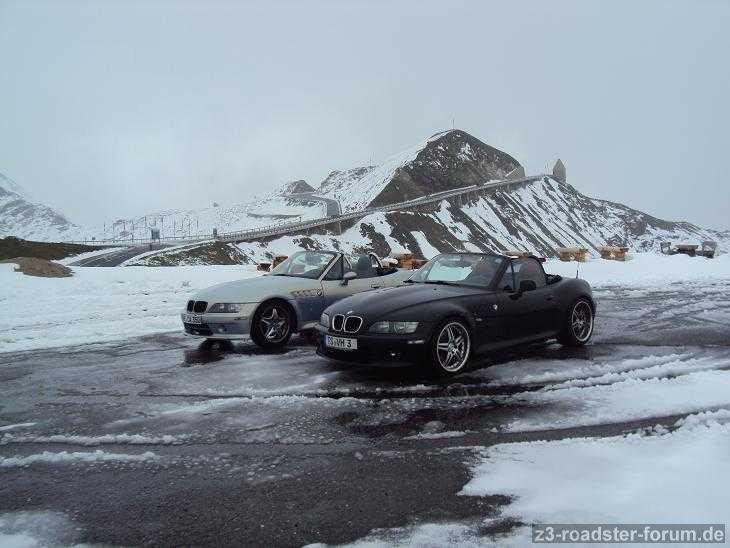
<box><xmin>410</xmin><ymin>231</ymin><xmax>440</xmax><ymax>259</ymax></box>
<box><xmin>461</xmin><ymin>411</ymin><xmax>730</xmax><ymax>537</ymax></box>
<box><xmin>0</xmin><ymin>433</ymin><xmax>186</xmax><ymax>446</ymax></box>
<box><xmin>0</xmin><ymin>450</ymin><xmax>157</xmax><ymax>467</ymax></box>
<box><xmin>0</xmin><ymin>511</ymin><xmax>81</xmax><ymax>548</ymax></box>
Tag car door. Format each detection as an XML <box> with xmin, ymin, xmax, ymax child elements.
<box><xmin>319</xmin><ymin>256</ymin><xmax>350</xmax><ymax>309</ymax></box>
<box><xmin>496</xmin><ymin>258</ymin><xmax>558</xmax><ymax>342</ymax></box>
<box><xmin>318</xmin><ymin>255</ymin><xmax>370</xmax><ymax>306</ymax></box>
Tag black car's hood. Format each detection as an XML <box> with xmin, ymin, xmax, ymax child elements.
<box><xmin>326</xmin><ymin>283</ymin><xmax>489</xmax><ymax>320</ymax></box>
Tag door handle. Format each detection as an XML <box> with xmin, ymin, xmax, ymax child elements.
<box><xmin>371</xmin><ymin>284</ymin><xmax>382</xmax><ymax>289</ymax></box>
<box><xmin>546</xmin><ymin>295</ymin><xmax>554</xmax><ymax>301</ymax></box>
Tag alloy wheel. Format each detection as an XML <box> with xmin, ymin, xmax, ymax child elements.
<box><xmin>436</xmin><ymin>322</ymin><xmax>471</xmax><ymax>372</ymax></box>
<box><xmin>259</xmin><ymin>305</ymin><xmax>290</xmax><ymax>343</ymax></box>
<box><xmin>571</xmin><ymin>301</ymin><xmax>593</xmax><ymax>342</ymax></box>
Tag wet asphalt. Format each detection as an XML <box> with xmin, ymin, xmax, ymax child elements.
<box><xmin>1</xmin><ymin>280</ymin><xmax>729</xmax><ymax>546</ymax></box>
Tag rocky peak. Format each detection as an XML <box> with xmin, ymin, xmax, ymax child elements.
<box><xmin>279</xmin><ymin>179</ymin><xmax>315</xmax><ymax>195</ymax></box>
<box><xmin>369</xmin><ymin>129</ymin><xmax>522</xmax><ymax>207</ymax></box>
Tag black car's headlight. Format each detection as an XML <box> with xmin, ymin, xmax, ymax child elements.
<box><xmin>320</xmin><ymin>313</ymin><xmax>330</xmax><ymax>327</ymax></box>
<box><xmin>368</xmin><ymin>321</ymin><xmax>419</xmax><ymax>334</ymax></box>
<box><xmin>207</xmin><ymin>303</ymin><xmax>257</xmax><ymax>315</ymax></box>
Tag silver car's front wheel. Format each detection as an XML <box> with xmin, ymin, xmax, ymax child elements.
<box><xmin>251</xmin><ymin>301</ymin><xmax>293</xmax><ymax>349</ymax></box>
<box><xmin>431</xmin><ymin>320</ymin><xmax>471</xmax><ymax>375</ymax></box>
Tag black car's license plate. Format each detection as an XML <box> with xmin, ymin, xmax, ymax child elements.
<box><xmin>325</xmin><ymin>335</ymin><xmax>358</xmax><ymax>350</ymax></box>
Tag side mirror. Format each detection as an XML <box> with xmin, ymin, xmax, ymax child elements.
<box><xmin>341</xmin><ymin>271</ymin><xmax>358</xmax><ymax>286</ymax></box>
<box><xmin>519</xmin><ymin>279</ymin><xmax>537</xmax><ymax>293</ymax></box>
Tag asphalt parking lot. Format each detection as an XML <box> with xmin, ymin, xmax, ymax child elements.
<box><xmin>2</xmin><ymin>279</ymin><xmax>730</xmax><ymax>546</ymax></box>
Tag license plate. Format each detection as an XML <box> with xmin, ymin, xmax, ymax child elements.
<box><xmin>183</xmin><ymin>314</ymin><xmax>203</xmax><ymax>324</ymax></box>
<box><xmin>326</xmin><ymin>335</ymin><xmax>358</xmax><ymax>351</ymax></box>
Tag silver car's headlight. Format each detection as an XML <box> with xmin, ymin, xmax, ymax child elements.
<box><xmin>368</xmin><ymin>321</ymin><xmax>419</xmax><ymax>334</ymax></box>
<box><xmin>320</xmin><ymin>313</ymin><xmax>330</xmax><ymax>327</ymax></box>
<box><xmin>207</xmin><ymin>303</ymin><xmax>257</xmax><ymax>315</ymax></box>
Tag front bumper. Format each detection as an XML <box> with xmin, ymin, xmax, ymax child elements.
<box><xmin>181</xmin><ymin>312</ymin><xmax>251</xmax><ymax>340</ymax></box>
<box><xmin>315</xmin><ymin>325</ymin><xmax>429</xmax><ymax>366</ymax></box>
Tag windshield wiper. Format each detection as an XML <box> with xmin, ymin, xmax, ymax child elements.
<box><xmin>422</xmin><ymin>280</ymin><xmax>456</xmax><ymax>286</ymax></box>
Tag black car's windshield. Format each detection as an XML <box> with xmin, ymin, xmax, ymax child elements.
<box><xmin>409</xmin><ymin>253</ymin><xmax>505</xmax><ymax>287</ymax></box>
<box><xmin>270</xmin><ymin>251</ymin><xmax>337</xmax><ymax>279</ymax></box>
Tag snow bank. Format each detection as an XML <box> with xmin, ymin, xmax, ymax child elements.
<box><xmin>545</xmin><ymin>252</ymin><xmax>730</xmax><ymax>287</ymax></box>
<box><xmin>461</xmin><ymin>410</ymin><xmax>730</xmax><ymax>539</ymax></box>
<box><xmin>0</xmin><ymin>263</ymin><xmax>259</xmax><ymax>353</ymax></box>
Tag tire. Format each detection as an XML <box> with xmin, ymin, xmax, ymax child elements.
<box><xmin>250</xmin><ymin>300</ymin><xmax>294</xmax><ymax>349</ymax></box>
<box><xmin>557</xmin><ymin>298</ymin><xmax>594</xmax><ymax>346</ymax></box>
<box><xmin>428</xmin><ymin>318</ymin><xmax>472</xmax><ymax>376</ymax></box>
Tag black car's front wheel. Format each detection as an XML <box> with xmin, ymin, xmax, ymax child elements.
<box><xmin>558</xmin><ymin>298</ymin><xmax>594</xmax><ymax>346</ymax></box>
<box><xmin>429</xmin><ymin>319</ymin><xmax>472</xmax><ymax>376</ymax></box>
<box><xmin>250</xmin><ymin>300</ymin><xmax>293</xmax><ymax>349</ymax></box>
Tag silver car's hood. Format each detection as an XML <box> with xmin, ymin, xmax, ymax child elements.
<box><xmin>192</xmin><ymin>274</ymin><xmax>321</xmax><ymax>303</ymax></box>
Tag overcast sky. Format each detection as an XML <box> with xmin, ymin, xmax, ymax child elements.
<box><xmin>1</xmin><ymin>0</ymin><xmax>729</xmax><ymax>229</ymax></box>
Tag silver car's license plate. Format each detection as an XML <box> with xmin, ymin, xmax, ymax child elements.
<box><xmin>326</xmin><ymin>335</ymin><xmax>357</xmax><ymax>350</ymax></box>
<box><xmin>183</xmin><ymin>314</ymin><xmax>203</xmax><ymax>324</ymax></box>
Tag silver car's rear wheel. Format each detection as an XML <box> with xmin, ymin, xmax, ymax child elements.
<box><xmin>431</xmin><ymin>320</ymin><xmax>471</xmax><ymax>374</ymax></box>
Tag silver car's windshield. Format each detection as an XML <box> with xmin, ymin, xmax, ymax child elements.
<box><xmin>270</xmin><ymin>251</ymin><xmax>337</xmax><ymax>279</ymax></box>
<box><xmin>409</xmin><ymin>253</ymin><xmax>504</xmax><ymax>287</ymax></box>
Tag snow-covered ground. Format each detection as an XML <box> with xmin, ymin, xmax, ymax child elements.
<box><xmin>0</xmin><ymin>263</ymin><xmax>259</xmax><ymax>353</ymax></box>
<box><xmin>462</xmin><ymin>411</ymin><xmax>730</xmax><ymax>535</ymax></box>
<box><xmin>546</xmin><ymin>252</ymin><xmax>730</xmax><ymax>287</ymax></box>
<box><xmin>1</xmin><ymin>253</ymin><xmax>728</xmax><ymax>354</ymax></box>
<box><xmin>347</xmin><ymin>412</ymin><xmax>730</xmax><ymax>546</ymax></box>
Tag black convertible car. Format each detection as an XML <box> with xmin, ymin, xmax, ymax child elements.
<box><xmin>316</xmin><ymin>252</ymin><xmax>595</xmax><ymax>376</ymax></box>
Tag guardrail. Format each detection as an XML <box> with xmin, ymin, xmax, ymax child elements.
<box><xmin>67</xmin><ymin>233</ymin><xmax>213</xmax><ymax>247</ymax></box>
<box><xmin>216</xmin><ymin>173</ymin><xmax>549</xmax><ymax>243</ymax></box>
<box><xmin>68</xmin><ymin>173</ymin><xmax>549</xmax><ymax>247</ymax></box>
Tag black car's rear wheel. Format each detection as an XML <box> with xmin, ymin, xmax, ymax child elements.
<box><xmin>250</xmin><ymin>300</ymin><xmax>293</xmax><ymax>349</ymax></box>
<box><xmin>558</xmin><ymin>298</ymin><xmax>594</xmax><ymax>346</ymax></box>
<box><xmin>429</xmin><ymin>319</ymin><xmax>471</xmax><ymax>376</ymax></box>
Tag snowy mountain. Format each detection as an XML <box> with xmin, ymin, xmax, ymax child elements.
<box><xmin>237</xmin><ymin>130</ymin><xmax>729</xmax><ymax>260</ymax></box>
<box><xmin>2</xmin><ymin>130</ymin><xmax>728</xmax><ymax>260</ymax></box>
<box><xmin>285</xmin><ymin>175</ymin><xmax>728</xmax><ymax>259</ymax></box>
<box><xmin>0</xmin><ymin>171</ymin><xmax>84</xmax><ymax>241</ymax></box>
<box><xmin>315</xmin><ymin>130</ymin><xmax>521</xmax><ymax>213</ymax></box>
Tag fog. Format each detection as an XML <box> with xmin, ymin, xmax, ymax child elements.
<box><xmin>1</xmin><ymin>0</ymin><xmax>728</xmax><ymax>229</ymax></box>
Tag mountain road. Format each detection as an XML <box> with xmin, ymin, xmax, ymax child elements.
<box><xmin>70</xmin><ymin>244</ymin><xmax>169</xmax><ymax>267</ymax></box>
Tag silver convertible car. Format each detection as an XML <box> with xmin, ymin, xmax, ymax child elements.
<box><xmin>181</xmin><ymin>250</ymin><xmax>413</xmax><ymax>349</ymax></box>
